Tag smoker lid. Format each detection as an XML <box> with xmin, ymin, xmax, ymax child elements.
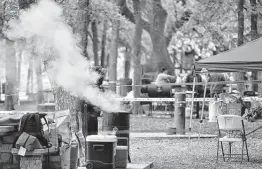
<box><xmin>113</xmin><ymin>110</ymin><xmax>131</xmax><ymax>114</ymax></box>
<box><xmin>86</xmin><ymin>135</ymin><xmax>117</xmax><ymax>142</ymax></box>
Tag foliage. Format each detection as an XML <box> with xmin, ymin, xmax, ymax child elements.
<box><xmin>166</xmin><ymin>0</ymin><xmax>258</xmax><ymax>64</ymax></box>
<box><xmin>186</xmin><ymin>0</ymin><xmax>253</xmax><ymax>49</ymax></box>
<box><xmin>90</xmin><ymin>0</ymin><xmax>128</xmax><ymax>24</ymax></box>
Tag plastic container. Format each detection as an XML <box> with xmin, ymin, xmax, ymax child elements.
<box><xmin>49</xmin><ymin>122</ymin><xmax>58</xmax><ymax>148</ymax></box>
<box><xmin>86</xmin><ymin>135</ymin><xmax>117</xmax><ymax>169</ymax></box>
<box><xmin>115</xmin><ymin>146</ymin><xmax>128</xmax><ymax>169</ymax></box>
<box><xmin>185</xmin><ymin>107</ymin><xmax>191</xmax><ymax>118</ymax></box>
<box><xmin>166</xmin><ymin>127</ymin><xmax>176</xmax><ymax>135</ymax></box>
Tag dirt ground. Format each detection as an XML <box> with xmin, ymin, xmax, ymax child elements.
<box><xmin>2</xmin><ymin>103</ymin><xmax>262</xmax><ymax>169</ymax></box>
<box><xmin>127</xmin><ymin>116</ymin><xmax>262</xmax><ymax>169</ymax></box>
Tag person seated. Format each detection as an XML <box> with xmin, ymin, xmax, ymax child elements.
<box><xmin>155</xmin><ymin>67</ymin><xmax>176</xmax><ymax>85</ymax></box>
<box><xmin>185</xmin><ymin>72</ymin><xmax>203</xmax><ymax>96</ymax></box>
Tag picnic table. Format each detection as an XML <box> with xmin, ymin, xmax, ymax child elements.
<box><xmin>0</xmin><ymin>126</ymin><xmax>16</xmax><ymax>136</ymax></box>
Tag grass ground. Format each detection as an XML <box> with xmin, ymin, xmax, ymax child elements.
<box><xmin>2</xmin><ymin>103</ymin><xmax>262</xmax><ymax>168</ymax></box>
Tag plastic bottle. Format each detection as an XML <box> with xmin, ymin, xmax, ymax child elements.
<box><xmin>49</xmin><ymin>122</ymin><xmax>58</xmax><ymax>148</ymax></box>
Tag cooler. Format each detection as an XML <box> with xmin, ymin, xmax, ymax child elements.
<box><xmin>86</xmin><ymin>135</ymin><xmax>117</xmax><ymax>169</ymax></box>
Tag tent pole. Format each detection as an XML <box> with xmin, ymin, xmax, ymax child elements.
<box><xmin>189</xmin><ymin>76</ymin><xmax>196</xmax><ymax>132</ymax></box>
<box><xmin>198</xmin><ymin>73</ymin><xmax>208</xmax><ymax>139</ymax></box>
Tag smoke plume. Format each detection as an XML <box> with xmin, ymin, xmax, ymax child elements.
<box><xmin>5</xmin><ymin>0</ymin><xmax>121</xmax><ymax>112</ymax></box>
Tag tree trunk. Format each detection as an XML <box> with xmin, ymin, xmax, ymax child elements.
<box><xmin>91</xmin><ymin>20</ymin><xmax>99</xmax><ymax>66</ymax></box>
<box><xmin>124</xmin><ymin>48</ymin><xmax>131</xmax><ymax>79</ymax></box>
<box><xmin>3</xmin><ymin>0</ymin><xmax>19</xmax><ymax>109</ymax></box>
<box><xmin>74</xmin><ymin>0</ymin><xmax>90</xmax><ymax>59</ymax></box>
<box><xmin>26</xmin><ymin>61</ymin><xmax>32</xmax><ymax>95</ymax></box>
<box><xmin>4</xmin><ymin>39</ymin><xmax>16</xmax><ymax>110</ymax></box>
<box><xmin>250</xmin><ymin>0</ymin><xmax>258</xmax><ymax>92</ymax></box>
<box><xmin>238</xmin><ymin>0</ymin><xmax>244</xmax><ymax>46</ymax></box>
<box><xmin>100</xmin><ymin>20</ymin><xmax>108</xmax><ymax>68</ymax></box>
<box><xmin>18</xmin><ymin>0</ymin><xmax>36</xmax><ymax>9</ymax></box>
<box><xmin>35</xmin><ymin>56</ymin><xmax>44</xmax><ymax>104</ymax></box>
<box><xmin>16</xmin><ymin>44</ymin><xmax>22</xmax><ymax>105</ymax></box>
<box><xmin>236</xmin><ymin>0</ymin><xmax>245</xmax><ymax>93</ymax></box>
<box><xmin>0</xmin><ymin>3</ymin><xmax>3</xmax><ymax>39</ymax></box>
<box><xmin>108</xmin><ymin>9</ymin><xmax>120</xmax><ymax>92</ymax></box>
<box><xmin>149</xmin><ymin>0</ymin><xmax>174</xmax><ymax>74</ymax></box>
<box><xmin>118</xmin><ymin>0</ymin><xmax>176</xmax><ymax>74</ymax></box>
<box><xmin>132</xmin><ymin>0</ymin><xmax>143</xmax><ymax>114</ymax></box>
<box><xmin>30</xmin><ymin>60</ymin><xmax>35</xmax><ymax>95</ymax></box>
<box><xmin>250</xmin><ymin>0</ymin><xmax>258</xmax><ymax>40</ymax></box>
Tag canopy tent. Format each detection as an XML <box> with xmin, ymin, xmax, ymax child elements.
<box><xmin>195</xmin><ymin>37</ymin><xmax>262</xmax><ymax>72</ymax></box>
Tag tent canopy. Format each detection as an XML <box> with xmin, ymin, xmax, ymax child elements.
<box><xmin>196</xmin><ymin>37</ymin><xmax>262</xmax><ymax>72</ymax></box>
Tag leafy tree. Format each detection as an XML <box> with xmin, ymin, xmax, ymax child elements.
<box><xmin>100</xmin><ymin>19</ymin><xmax>108</xmax><ymax>67</ymax></box>
<box><xmin>118</xmin><ymin>0</ymin><xmax>191</xmax><ymax>74</ymax></box>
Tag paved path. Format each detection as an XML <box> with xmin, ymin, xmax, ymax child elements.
<box><xmin>130</xmin><ymin>132</ymin><xmax>217</xmax><ymax>139</ymax></box>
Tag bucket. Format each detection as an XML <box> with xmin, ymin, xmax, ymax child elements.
<box><xmin>166</xmin><ymin>127</ymin><xmax>176</xmax><ymax>135</ymax></box>
<box><xmin>115</xmin><ymin>146</ymin><xmax>128</xmax><ymax>168</ymax></box>
<box><xmin>185</xmin><ymin>107</ymin><xmax>191</xmax><ymax>118</ymax></box>
<box><xmin>86</xmin><ymin>135</ymin><xmax>117</xmax><ymax>169</ymax></box>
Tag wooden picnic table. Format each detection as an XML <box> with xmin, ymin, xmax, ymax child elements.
<box><xmin>0</xmin><ymin>126</ymin><xmax>16</xmax><ymax>136</ymax></box>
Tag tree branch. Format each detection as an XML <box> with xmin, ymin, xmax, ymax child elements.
<box><xmin>165</xmin><ymin>9</ymin><xmax>192</xmax><ymax>47</ymax></box>
<box><xmin>55</xmin><ymin>0</ymin><xmax>65</xmax><ymax>5</ymax></box>
<box><xmin>258</xmin><ymin>0</ymin><xmax>262</xmax><ymax>6</ymax></box>
<box><xmin>118</xmin><ymin>0</ymin><xmax>151</xmax><ymax>33</ymax></box>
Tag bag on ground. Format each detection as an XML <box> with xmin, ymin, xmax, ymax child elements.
<box><xmin>15</xmin><ymin>113</ymin><xmax>49</xmax><ymax>147</ymax></box>
<box><xmin>15</xmin><ymin>132</ymin><xmax>43</xmax><ymax>151</ymax></box>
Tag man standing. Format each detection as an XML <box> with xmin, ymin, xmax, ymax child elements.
<box><xmin>185</xmin><ymin>71</ymin><xmax>203</xmax><ymax>119</ymax></box>
<box><xmin>209</xmin><ymin>73</ymin><xmax>226</xmax><ymax>97</ymax></box>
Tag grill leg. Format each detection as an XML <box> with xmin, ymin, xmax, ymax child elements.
<box><xmin>221</xmin><ymin>142</ymin><xmax>225</xmax><ymax>162</ymax></box>
<box><xmin>128</xmin><ymin>154</ymin><xmax>131</xmax><ymax>163</ymax></box>
<box><xmin>217</xmin><ymin>140</ymin><xmax>220</xmax><ymax>162</ymax></box>
<box><xmin>227</xmin><ymin>142</ymin><xmax>233</xmax><ymax>162</ymax></box>
<box><xmin>245</xmin><ymin>140</ymin><xmax>249</xmax><ymax>162</ymax></box>
<box><xmin>241</xmin><ymin>141</ymin><xmax>244</xmax><ymax>163</ymax></box>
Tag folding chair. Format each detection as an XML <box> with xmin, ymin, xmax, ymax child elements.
<box><xmin>217</xmin><ymin>115</ymin><xmax>249</xmax><ymax>162</ymax></box>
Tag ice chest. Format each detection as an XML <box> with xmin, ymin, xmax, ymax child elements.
<box><xmin>226</xmin><ymin>103</ymin><xmax>242</xmax><ymax>115</ymax></box>
<box><xmin>86</xmin><ymin>135</ymin><xmax>117</xmax><ymax>169</ymax></box>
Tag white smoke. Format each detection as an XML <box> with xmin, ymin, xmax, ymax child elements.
<box><xmin>5</xmin><ymin>0</ymin><xmax>121</xmax><ymax>112</ymax></box>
